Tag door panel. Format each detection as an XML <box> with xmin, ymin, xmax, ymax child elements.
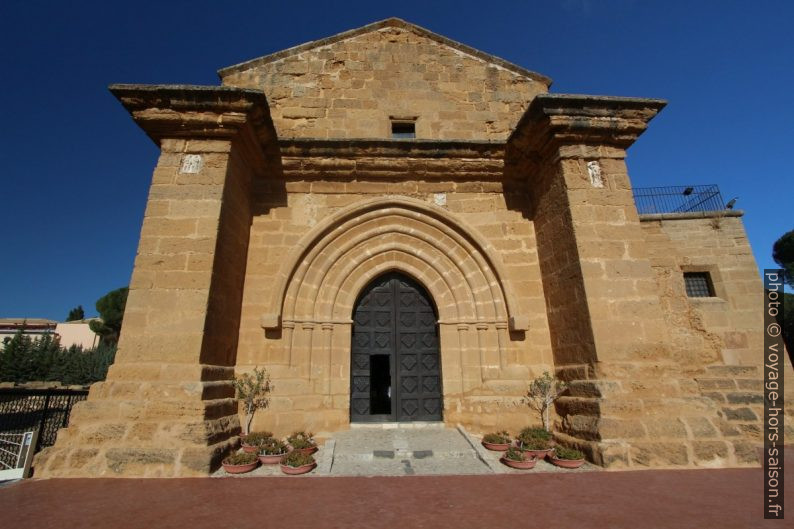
<box><xmin>350</xmin><ymin>272</ymin><xmax>442</xmax><ymax>422</ymax></box>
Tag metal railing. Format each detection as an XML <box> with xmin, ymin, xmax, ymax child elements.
<box><xmin>0</xmin><ymin>431</ymin><xmax>36</xmax><ymax>477</ymax></box>
<box><xmin>632</xmin><ymin>185</ymin><xmax>725</xmax><ymax>215</ymax></box>
<box><xmin>0</xmin><ymin>388</ymin><xmax>88</xmax><ymax>456</ymax></box>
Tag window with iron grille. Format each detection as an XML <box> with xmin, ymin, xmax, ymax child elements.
<box><xmin>684</xmin><ymin>272</ymin><xmax>714</xmax><ymax>297</ymax></box>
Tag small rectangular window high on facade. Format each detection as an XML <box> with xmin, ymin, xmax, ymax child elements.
<box><xmin>391</xmin><ymin>121</ymin><xmax>416</xmax><ymax>139</ymax></box>
<box><xmin>684</xmin><ymin>272</ymin><xmax>715</xmax><ymax>297</ymax></box>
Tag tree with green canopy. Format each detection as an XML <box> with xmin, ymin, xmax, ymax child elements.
<box><xmin>89</xmin><ymin>287</ymin><xmax>128</xmax><ymax>345</ymax></box>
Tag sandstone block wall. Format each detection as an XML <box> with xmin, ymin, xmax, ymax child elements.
<box><xmin>641</xmin><ymin>213</ymin><xmax>763</xmax><ymax>366</ymax></box>
<box><xmin>236</xmin><ymin>148</ymin><xmax>557</xmax><ymax>437</ymax></box>
<box><xmin>221</xmin><ymin>21</ymin><xmax>548</xmax><ymax>140</ymax></box>
<box><xmin>32</xmin><ymin>21</ymin><xmax>787</xmax><ymax>477</ymax></box>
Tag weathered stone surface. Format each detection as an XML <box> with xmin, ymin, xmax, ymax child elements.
<box><xmin>106</xmin><ymin>448</ymin><xmax>177</xmax><ymax>474</ymax></box>
<box><xmin>692</xmin><ymin>441</ymin><xmax>729</xmax><ymax>465</ymax></box>
<box><xmin>722</xmin><ymin>407</ymin><xmax>758</xmax><ymax>421</ymax></box>
<box><xmin>725</xmin><ymin>392</ymin><xmax>764</xmax><ymax>405</ymax></box>
<box><xmin>630</xmin><ymin>442</ymin><xmax>690</xmax><ymax>467</ymax></box>
<box><xmin>35</xmin><ymin>17</ymin><xmax>782</xmax><ymax>477</ymax></box>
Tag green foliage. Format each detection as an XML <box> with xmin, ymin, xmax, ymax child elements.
<box><xmin>0</xmin><ymin>330</ymin><xmax>37</xmax><ymax>383</ymax></box>
<box><xmin>554</xmin><ymin>446</ymin><xmax>584</xmax><ymax>460</ymax></box>
<box><xmin>89</xmin><ymin>287</ymin><xmax>128</xmax><ymax>345</ymax></box>
<box><xmin>223</xmin><ymin>452</ymin><xmax>258</xmax><ymax>466</ymax></box>
<box><xmin>524</xmin><ymin>372</ymin><xmax>566</xmax><ymax>431</ymax></box>
<box><xmin>483</xmin><ymin>431</ymin><xmax>511</xmax><ymax>444</ymax></box>
<box><xmin>258</xmin><ymin>438</ymin><xmax>287</xmax><ymax>456</ymax></box>
<box><xmin>281</xmin><ymin>451</ymin><xmax>315</xmax><ymax>468</ymax></box>
<box><xmin>233</xmin><ymin>367</ymin><xmax>273</xmax><ymax>435</ymax></box>
<box><xmin>0</xmin><ymin>329</ymin><xmax>117</xmax><ymax>385</ymax></box>
<box><xmin>242</xmin><ymin>431</ymin><xmax>273</xmax><ymax>446</ymax></box>
<box><xmin>518</xmin><ymin>426</ymin><xmax>552</xmax><ymax>442</ymax></box>
<box><xmin>518</xmin><ymin>437</ymin><xmax>551</xmax><ymax>451</ymax></box>
<box><xmin>287</xmin><ymin>431</ymin><xmax>315</xmax><ymax>449</ymax></box>
<box><xmin>772</xmin><ymin>230</ymin><xmax>794</xmax><ymax>288</ymax></box>
<box><xmin>66</xmin><ymin>306</ymin><xmax>85</xmax><ymax>321</ymax></box>
<box><xmin>504</xmin><ymin>446</ymin><xmax>525</xmax><ymax>462</ymax></box>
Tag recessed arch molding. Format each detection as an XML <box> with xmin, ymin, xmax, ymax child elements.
<box><xmin>261</xmin><ymin>196</ymin><xmax>528</xmax><ymax>332</ymax></box>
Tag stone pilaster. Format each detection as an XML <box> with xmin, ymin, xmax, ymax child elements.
<box><xmin>510</xmin><ymin>94</ymin><xmax>670</xmax><ymax>368</ymax></box>
<box><xmin>34</xmin><ymin>85</ymin><xmax>276</xmax><ymax>477</ymax></box>
<box><xmin>508</xmin><ymin>95</ymin><xmax>759</xmax><ymax>468</ymax></box>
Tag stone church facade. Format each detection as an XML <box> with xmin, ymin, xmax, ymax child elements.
<box><xmin>35</xmin><ymin>18</ymin><xmax>789</xmax><ymax>477</ymax></box>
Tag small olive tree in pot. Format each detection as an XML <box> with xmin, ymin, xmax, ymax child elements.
<box><xmin>233</xmin><ymin>366</ymin><xmax>273</xmax><ymax>436</ymax></box>
<box><xmin>523</xmin><ymin>371</ymin><xmax>566</xmax><ymax>432</ymax></box>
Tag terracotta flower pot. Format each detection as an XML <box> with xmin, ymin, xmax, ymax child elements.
<box><xmin>258</xmin><ymin>452</ymin><xmax>288</xmax><ymax>465</ymax></box>
<box><xmin>288</xmin><ymin>444</ymin><xmax>318</xmax><ymax>455</ymax></box>
<box><xmin>241</xmin><ymin>443</ymin><xmax>259</xmax><ymax>454</ymax></box>
<box><xmin>280</xmin><ymin>461</ymin><xmax>317</xmax><ymax>475</ymax></box>
<box><xmin>482</xmin><ymin>441</ymin><xmax>510</xmax><ymax>451</ymax></box>
<box><xmin>222</xmin><ymin>461</ymin><xmax>258</xmax><ymax>474</ymax></box>
<box><xmin>550</xmin><ymin>456</ymin><xmax>585</xmax><ymax>469</ymax></box>
<box><xmin>500</xmin><ymin>455</ymin><xmax>538</xmax><ymax>470</ymax></box>
<box><xmin>521</xmin><ymin>448</ymin><xmax>554</xmax><ymax>460</ymax></box>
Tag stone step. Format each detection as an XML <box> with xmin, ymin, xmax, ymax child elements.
<box><xmin>326</xmin><ymin>426</ymin><xmax>492</xmax><ymax>476</ymax></box>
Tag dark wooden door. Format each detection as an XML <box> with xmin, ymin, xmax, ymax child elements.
<box><xmin>350</xmin><ymin>272</ymin><xmax>442</xmax><ymax>422</ymax></box>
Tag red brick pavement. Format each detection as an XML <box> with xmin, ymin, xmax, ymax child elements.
<box><xmin>1</xmin><ymin>462</ymin><xmax>790</xmax><ymax>528</ymax></box>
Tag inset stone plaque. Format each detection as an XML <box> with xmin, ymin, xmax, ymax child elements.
<box><xmin>180</xmin><ymin>154</ymin><xmax>203</xmax><ymax>174</ymax></box>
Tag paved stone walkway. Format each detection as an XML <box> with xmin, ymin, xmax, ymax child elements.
<box><xmin>210</xmin><ymin>425</ymin><xmax>600</xmax><ymax>478</ymax></box>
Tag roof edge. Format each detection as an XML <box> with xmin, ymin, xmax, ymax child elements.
<box><xmin>217</xmin><ymin>17</ymin><xmax>552</xmax><ymax>87</ymax></box>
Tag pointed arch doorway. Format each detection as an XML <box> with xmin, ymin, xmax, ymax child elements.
<box><xmin>350</xmin><ymin>272</ymin><xmax>443</xmax><ymax>423</ymax></box>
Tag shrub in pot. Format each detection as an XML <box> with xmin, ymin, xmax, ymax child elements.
<box><xmin>241</xmin><ymin>431</ymin><xmax>274</xmax><ymax>453</ymax></box>
<box><xmin>523</xmin><ymin>372</ymin><xmax>566</xmax><ymax>432</ymax></box>
<box><xmin>280</xmin><ymin>450</ymin><xmax>317</xmax><ymax>475</ymax></box>
<box><xmin>258</xmin><ymin>438</ymin><xmax>288</xmax><ymax>465</ymax></box>
<box><xmin>517</xmin><ymin>426</ymin><xmax>552</xmax><ymax>442</ymax></box>
<box><xmin>482</xmin><ymin>431</ymin><xmax>512</xmax><ymax>451</ymax></box>
<box><xmin>517</xmin><ymin>436</ymin><xmax>554</xmax><ymax>460</ymax></box>
<box><xmin>234</xmin><ymin>366</ymin><xmax>273</xmax><ymax>437</ymax></box>
<box><xmin>222</xmin><ymin>452</ymin><xmax>259</xmax><ymax>474</ymax></box>
<box><xmin>287</xmin><ymin>431</ymin><xmax>318</xmax><ymax>455</ymax></box>
<box><xmin>500</xmin><ymin>446</ymin><xmax>537</xmax><ymax>470</ymax></box>
<box><xmin>551</xmin><ymin>446</ymin><xmax>586</xmax><ymax>469</ymax></box>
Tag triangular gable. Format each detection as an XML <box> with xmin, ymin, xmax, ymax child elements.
<box><xmin>218</xmin><ymin>17</ymin><xmax>551</xmax><ymax>87</ymax></box>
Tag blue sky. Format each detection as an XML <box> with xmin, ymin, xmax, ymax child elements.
<box><xmin>1</xmin><ymin>0</ymin><xmax>791</xmax><ymax>320</ymax></box>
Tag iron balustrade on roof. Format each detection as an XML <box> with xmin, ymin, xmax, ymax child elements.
<box><xmin>632</xmin><ymin>185</ymin><xmax>725</xmax><ymax>215</ymax></box>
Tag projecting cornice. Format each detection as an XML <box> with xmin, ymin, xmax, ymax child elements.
<box><xmin>109</xmin><ymin>84</ymin><xmax>277</xmax><ymax>150</ymax></box>
<box><xmin>508</xmin><ymin>93</ymin><xmax>667</xmax><ymax>162</ymax></box>
<box><xmin>278</xmin><ymin>139</ymin><xmax>506</xmax><ymax>180</ymax></box>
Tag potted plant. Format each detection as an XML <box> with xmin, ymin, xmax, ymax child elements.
<box><xmin>500</xmin><ymin>446</ymin><xmax>538</xmax><ymax>470</ymax></box>
<box><xmin>280</xmin><ymin>450</ymin><xmax>317</xmax><ymax>475</ymax></box>
<box><xmin>241</xmin><ymin>431</ymin><xmax>273</xmax><ymax>453</ymax></box>
<box><xmin>258</xmin><ymin>438</ymin><xmax>289</xmax><ymax>465</ymax></box>
<box><xmin>516</xmin><ymin>427</ymin><xmax>554</xmax><ymax>459</ymax></box>
<box><xmin>481</xmin><ymin>431</ymin><xmax>512</xmax><ymax>451</ymax></box>
<box><xmin>517</xmin><ymin>426</ymin><xmax>552</xmax><ymax>442</ymax></box>
<box><xmin>287</xmin><ymin>431</ymin><xmax>318</xmax><ymax>455</ymax></box>
<box><xmin>233</xmin><ymin>366</ymin><xmax>273</xmax><ymax>437</ymax></box>
<box><xmin>517</xmin><ymin>436</ymin><xmax>554</xmax><ymax>460</ymax></box>
<box><xmin>550</xmin><ymin>446</ymin><xmax>586</xmax><ymax>469</ymax></box>
<box><xmin>221</xmin><ymin>452</ymin><xmax>259</xmax><ymax>474</ymax></box>
<box><xmin>523</xmin><ymin>372</ymin><xmax>566</xmax><ymax>432</ymax></box>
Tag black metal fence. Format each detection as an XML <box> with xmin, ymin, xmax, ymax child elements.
<box><xmin>0</xmin><ymin>387</ymin><xmax>88</xmax><ymax>464</ymax></box>
<box><xmin>633</xmin><ymin>184</ymin><xmax>725</xmax><ymax>215</ymax></box>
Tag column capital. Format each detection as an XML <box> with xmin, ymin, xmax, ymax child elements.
<box><xmin>109</xmin><ymin>84</ymin><xmax>277</xmax><ymax>150</ymax></box>
<box><xmin>508</xmin><ymin>93</ymin><xmax>666</xmax><ymax>165</ymax></box>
